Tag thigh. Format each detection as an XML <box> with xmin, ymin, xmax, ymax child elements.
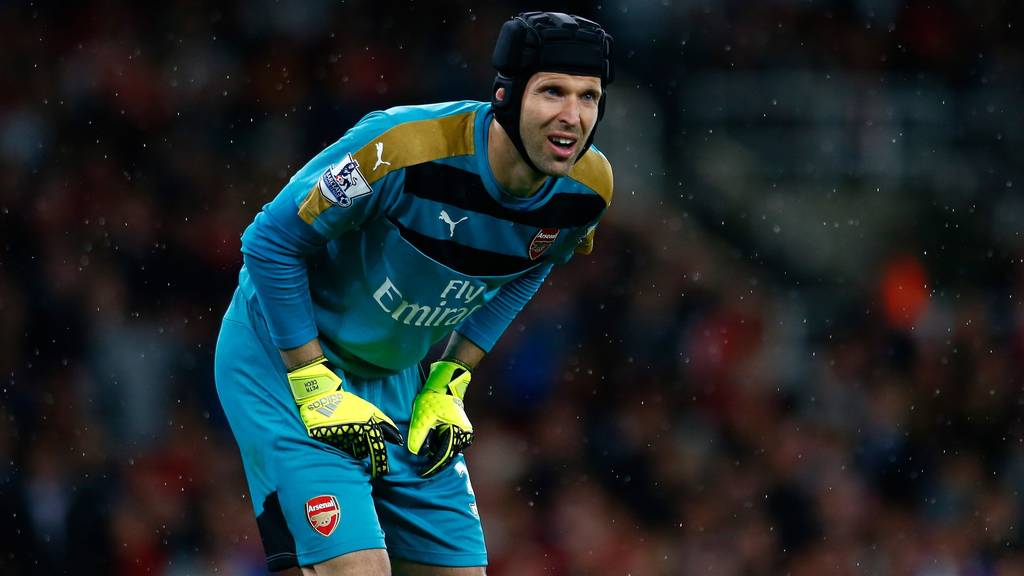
<box><xmin>360</xmin><ymin>367</ymin><xmax>486</xmax><ymax>568</ymax></box>
<box><xmin>274</xmin><ymin>568</ymin><xmax>313</xmax><ymax>576</ymax></box>
<box><xmin>215</xmin><ymin>312</ymin><xmax>387</xmax><ymax>570</ymax></box>
<box><xmin>312</xmin><ymin>549</ymin><xmax>390</xmax><ymax>576</ymax></box>
<box><xmin>391</xmin><ymin>558</ymin><xmax>486</xmax><ymax>575</ymax></box>
<box><xmin>375</xmin><ymin>454</ymin><xmax>486</xmax><ymax>568</ymax></box>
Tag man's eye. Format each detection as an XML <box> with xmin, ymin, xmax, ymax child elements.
<box><xmin>545</xmin><ymin>88</ymin><xmax>560</xmax><ymax>96</ymax></box>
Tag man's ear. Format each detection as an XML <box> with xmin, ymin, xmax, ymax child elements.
<box><xmin>495</xmin><ymin>86</ymin><xmax>506</xmax><ymax>102</ymax></box>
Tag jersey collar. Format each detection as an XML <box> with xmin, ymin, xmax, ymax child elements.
<box><xmin>475</xmin><ymin>104</ymin><xmax>558</xmax><ymax>211</ymax></box>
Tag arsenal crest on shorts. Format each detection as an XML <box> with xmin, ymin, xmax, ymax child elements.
<box><xmin>529</xmin><ymin>228</ymin><xmax>560</xmax><ymax>260</ymax></box>
<box><xmin>306</xmin><ymin>495</ymin><xmax>340</xmax><ymax>537</ymax></box>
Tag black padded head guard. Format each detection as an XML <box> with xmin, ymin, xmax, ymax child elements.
<box><xmin>491</xmin><ymin>12</ymin><xmax>614</xmax><ymax>173</ymax></box>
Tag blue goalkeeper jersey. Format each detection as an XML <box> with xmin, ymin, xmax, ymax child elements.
<box><xmin>238</xmin><ymin>100</ymin><xmax>613</xmax><ymax>377</ymax></box>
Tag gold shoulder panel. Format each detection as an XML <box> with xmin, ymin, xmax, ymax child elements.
<box><xmin>354</xmin><ymin>111</ymin><xmax>476</xmax><ymax>184</ymax></box>
<box><xmin>575</xmin><ymin>230</ymin><xmax>595</xmax><ymax>255</ymax></box>
<box><xmin>569</xmin><ymin>149</ymin><xmax>614</xmax><ymax>207</ymax></box>
<box><xmin>299</xmin><ymin>110</ymin><xmax>477</xmax><ymax>224</ymax></box>
<box><xmin>570</xmin><ymin>149</ymin><xmax>613</xmax><ymax>255</ymax></box>
<box><xmin>299</xmin><ymin>182</ymin><xmax>333</xmax><ymax>225</ymax></box>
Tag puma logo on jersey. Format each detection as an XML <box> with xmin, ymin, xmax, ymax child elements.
<box><xmin>373</xmin><ymin>142</ymin><xmax>391</xmax><ymax>171</ymax></box>
<box><xmin>439</xmin><ymin>210</ymin><xmax>468</xmax><ymax>237</ymax></box>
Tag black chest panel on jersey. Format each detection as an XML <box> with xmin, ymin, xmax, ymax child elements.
<box><xmin>386</xmin><ymin>162</ymin><xmax>604</xmax><ymax>277</ymax></box>
<box><xmin>387</xmin><ymin>217</ymin><xmax>540</xmax><ymax>277</ymax></box>
<box><xmin>403</xmin><ymin>162</ymin><xmax>606</xmax><ymax>228</ymax></box>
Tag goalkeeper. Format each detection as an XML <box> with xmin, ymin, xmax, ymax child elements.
<box><xmin>214</xmin><ymin>11</ymin><xmax>614</xmax><ymax>575</ymax></box>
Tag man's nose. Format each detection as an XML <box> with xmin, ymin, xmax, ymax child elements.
<box><xmin>557</xmin><ymin>97</ymin><xmax>581</xmax><ymax>126</ymax></box>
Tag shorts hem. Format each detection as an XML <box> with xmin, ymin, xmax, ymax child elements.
<box><xmin>266</xmin><ymin>551</ymin><xmax>298</xmax><ymax>573</ymax></box>
<box><xmin>387</xmin><ymin>546</ymin><xmax>488</xmax><ymax>568</ymax></box>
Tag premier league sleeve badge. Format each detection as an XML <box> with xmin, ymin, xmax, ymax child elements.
<box><xmin>318</xmin><ymin>153</ymin><xmax>373</xmax><ymax>207</ymax></box>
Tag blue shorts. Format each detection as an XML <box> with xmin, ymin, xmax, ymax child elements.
<box><xmin>214</xmin><ymin>289</ymin><xmax>486</xmax><ymax>571</ymax></box>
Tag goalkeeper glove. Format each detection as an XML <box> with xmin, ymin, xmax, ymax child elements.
<box><xmin>288</xmin><ymin>356</ymin><xmax>403</xmax><ymax>478</ymax></box>
<box><xmin>407</xmin><ymin>359</ymin><xmax>474</xmax><ymax>478</ymax></box>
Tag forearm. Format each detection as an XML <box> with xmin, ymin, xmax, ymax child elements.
<box><xmin>281</xmin><ymin>338</ymin><xmax>325</xmax><ymax>371</ymax></box>
<box><xmin>241</xmin><ymin>203</ymin><xmax>325</xmax><ymax>349</ymax></box>
<box><xmin>442</xmin><ymin>332</ymin><xmax>486</xmax><ymax>370</ymax></box>
<box><xmin>456</xmin><ymin>263</ymin><xmax>552</xmax><ymax>353</ymax></box>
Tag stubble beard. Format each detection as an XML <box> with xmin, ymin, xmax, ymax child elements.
<box><xmin>523</xmin><ymin>129</ymin><xmax>578</xmax><ymax>178</ymax></box>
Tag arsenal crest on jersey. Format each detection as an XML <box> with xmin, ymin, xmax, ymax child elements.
<box><xmin>529</xmin><ymin>228</ymin><xmax>560</xmax><ymax>260</ymax></box>
<box><xmin>306</xmin><ymin>495</ymin><xmax>341</xmax><ymax>537</ymax></box>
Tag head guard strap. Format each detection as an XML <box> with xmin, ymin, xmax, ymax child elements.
<box><xmin>491</xmin><ymin>12</ymin><xmax>614</xmax><ymax>173</ymax></box>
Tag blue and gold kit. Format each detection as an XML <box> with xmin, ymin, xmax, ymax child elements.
<box><xmin>239</xmin><ymin>100</ymin><xmax>612</xmax><ymax>376</ymax></box>
<box><xmin>216</xmin><ymin>100</ymin><xmax>613</xmax><ymax>569</ymax></box>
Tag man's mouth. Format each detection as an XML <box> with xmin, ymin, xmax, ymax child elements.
<box><xmin>547</xmin><ymin>135</ymin><xmax>578</xmax><ymax>159</ymax></box>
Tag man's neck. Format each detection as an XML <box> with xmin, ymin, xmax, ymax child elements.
<box><xmin>487</xmin><ymin>118</ymin><xmax>547</xmax><ymax>197</ymax></box>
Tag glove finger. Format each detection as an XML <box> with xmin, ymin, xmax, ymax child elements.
<box><xmin>419</xmin><ymin>425</ymin><xmax>455</xmax><ymax>478</ymax></box>
<box><xmin>372</xmin><ymin>407</ymin><xmax>401</xmax><ymax>432</ymax></box>
<box><xmin>377</xmin><ymin>417</ymin><xmax>405</xmax><ymax>447</ymax></box>
<box><xmin>406</xmin><ymin>415</ymin><xmax>434</xmax><ymax>455</ymax></box>
<box><xmin>366</xmin><ymin>426</ymin><xmax>390</xmax><ymax>478</ymax></box>
<box><xmin>310</xmin><ymin>423</ymin><xmax>367</xmax><ymax>459</ymax></box>
<box><xmin>420</xmin><ymin>426</ymin><xmax>440</xmax><ymax>460</ymax></box>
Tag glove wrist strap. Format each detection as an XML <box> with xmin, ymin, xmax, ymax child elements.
<box><xmin>440</xmin><ymin>357</ymin><xmax>472</xmax><ymax>373</ymax></box>
<box><xmin>287</xmin><ymin>356</ymin><xmax>342</xmax><ymax>402</ymax></box>
<box><xmin>426</xmin><ymin>359</ymin><xmax>472</xmax><ymax>399</ymax></box>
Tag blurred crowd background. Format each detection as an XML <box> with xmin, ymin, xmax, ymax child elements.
<box><xmin>2</xmin><ymin>0</ymin><xmax>1022</xmax><ymax>574</ymax></box>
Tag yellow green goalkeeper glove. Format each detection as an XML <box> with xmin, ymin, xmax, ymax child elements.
<box><xmin>407</xmin><ymin>359</ymin><xmax>474</xmax><ymax>478</ymax></box>
<box><xmin>288</xmin><ymin>356</ymin><xmax>404</xmax><ymax>478</ymax></box>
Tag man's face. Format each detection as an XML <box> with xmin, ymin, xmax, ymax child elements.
<box><xmin>518</xmin><ymin>71</ymin><xmax>603</xmax><ymax>176</ymax></box>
